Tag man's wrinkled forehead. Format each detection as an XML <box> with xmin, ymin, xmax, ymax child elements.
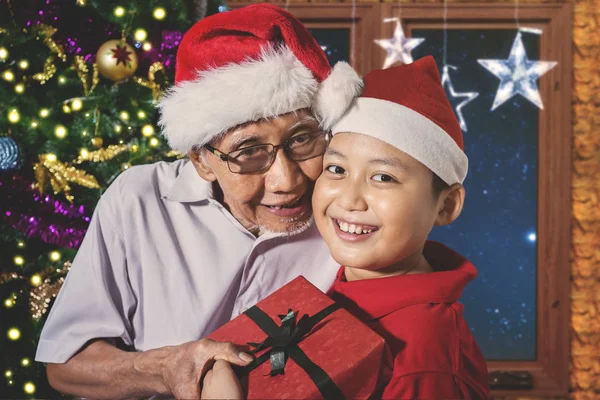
<box><xmin>217</xmin><ymin>111</ymin><xmax>319</xmax><ymax>147</ymax></box>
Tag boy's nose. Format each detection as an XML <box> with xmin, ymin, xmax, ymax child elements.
<box><xmin>336</xmin><ymin>181</ymin><xmax>368</xmax><ymax>212</ymax></box>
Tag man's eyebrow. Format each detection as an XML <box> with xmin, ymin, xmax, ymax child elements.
<box><xmin>368</xmin><ymin>156</ymin><xmax>409</xmax><ymax>171</ymax></box>
<box><xmin>287</xmin><ymin>116</ymin><xmax>319</xmax><ymax>133</ymax></box>
<box><xmin>229</xmin><ymin>133</ymin><xmax>261</xmax><ymax>150</ymax></box>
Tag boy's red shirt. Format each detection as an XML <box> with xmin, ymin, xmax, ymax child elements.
<box><xmin>327</xmin><ymin>241</ymin><xmax>490</xmax><ymax>399</ymax></box>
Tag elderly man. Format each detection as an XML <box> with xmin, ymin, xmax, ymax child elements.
<box><xmin>35</xmin><ymin>3</ymin><xmax>361</xmax><ymax>399</ymax></box>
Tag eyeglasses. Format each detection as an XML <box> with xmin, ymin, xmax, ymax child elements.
<box><xmin>204</xmin><ymin>130</ymin><xmax>330</xmax><ymax>174</ymax></box>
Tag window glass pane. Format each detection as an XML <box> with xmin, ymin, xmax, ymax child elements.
<box><xmin>308</xmin><ymin>28</ymin><xmax>350</xmax><ymax>65</ymax></box>
<box><xmin>412</xmin><ymin>29</ymin><xmax>539</xmax><ymax>361</ymax></box>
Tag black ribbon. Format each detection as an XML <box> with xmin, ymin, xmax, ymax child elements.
<box><xmin>235</xmin><ymin>303</ymin><xmax>345</xmax><ymax>399</ymax></box>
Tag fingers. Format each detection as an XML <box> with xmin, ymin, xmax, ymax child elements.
<box><xmin>210</xmin><ymin>341</ymin><xmax>254</xmax><ymax>366</ymax></box>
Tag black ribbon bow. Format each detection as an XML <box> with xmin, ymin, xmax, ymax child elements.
<box><xmin>235</xmin><ymin>303</ymin><xmax>345</xmax><ymax>399</ymax></box>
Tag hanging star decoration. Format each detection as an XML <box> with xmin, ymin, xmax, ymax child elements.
<box><xmin>374</xmin><ymin>20</ymin><xmax>425</xmax><ymax>68</ymax></box>
<box><xmin>441</xmin><ymin>65</ymin><xmax>479</xmax><ymax>132</ymax></box>
<box><xmin>477</xmin><ymin>31</ymin><xmax>557</xmax><ymax>110</ymax></box>
<box><xmin>110</xmin><ymin>42</ymin><xmax>134</xmax><ymax>67</ymax></box>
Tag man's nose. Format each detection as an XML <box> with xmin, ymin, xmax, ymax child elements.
<box><xmin>264</xmin><ymin>147</ymin><xmax>304</xmax><ymax>193</ymax></box>
<box><xmin>336</xmin><ymin>178</ymin><xmax>368</xmax><ymax>212</ymax></box>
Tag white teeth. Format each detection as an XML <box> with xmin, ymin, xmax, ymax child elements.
<box><xmin>336</xmin><ymin>220</ymin><xmax>374</xmax><ymax>235</ymax></box>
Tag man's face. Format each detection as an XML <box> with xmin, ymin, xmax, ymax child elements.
<box><xmin>312</xmin><ymin>132</ymin><xmax>443</xmax><ymax>271</ymax></box>
<box><xmin>192</xmin><ymin>110</ymin><xmax>323</xmax><ymax>235</ymax></box>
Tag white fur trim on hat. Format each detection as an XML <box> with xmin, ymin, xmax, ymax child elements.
<box><xmin>158</xmin><ymin>46</ymin><xmax>317</xmax><ymax>153</ymax></box>
<box><xmin>314</xmin><ymin>62</ymin><xmax>363</xmax><ymax>129</ymax></box>
<box><xmin>332</xmin><ymin>97</ymin><xmax>468</xmax><ymax>185</ymax></box>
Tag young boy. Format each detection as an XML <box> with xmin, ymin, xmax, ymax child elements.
<box><xmin>201</xmin><ymin>56</ymin><xmax>490</xmax><ymax>399</ymax></box>
<box><xmin>312</xmin><ymin>55</ymin><xmax>489</xmax><ymax>399</ymax></box>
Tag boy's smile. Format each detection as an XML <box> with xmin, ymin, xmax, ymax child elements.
<box><xmin>313</xmin><ymin>132</ymin><xmax>463</xmax><ymax>280</ymax></box>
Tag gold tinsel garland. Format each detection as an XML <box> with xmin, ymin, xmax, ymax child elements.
<box><xmin>29</xmin><ymin>262</ymin><xmax>70</xmax><ymax>321</ymax></box>
<box><xmin>134</xmin><ymin>61</ymin><xmax>167</xmax><ymax>100</ymax></box>
<box><xmin>0</xmin><ymin>262</ymin><xmax>70</xmax><ymax>320</ymax></box>
<box><xmin>74</xmin><ymin>55</ymin><xmax>100</xmax><ymax>96</ymax></box>
<box><xmin>73</xmin><ymin>144</ymin><xmax>129</xmax><ymax>164</ymax></box>
<box><xmin>34</xmin><ymin>154</ymin><xmax>101</xmax><ymax>203</ymax></box>
<box><xmin>32</xmin><ymin>25</ymin><xmax>67</xmax><ymax>85</ymax></box>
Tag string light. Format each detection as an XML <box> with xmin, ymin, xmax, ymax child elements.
<box><xmin>82</xmin><ymin>130</ymin><xmax>88</xmax><ymax>136</ymax></box>
<box><xmin>14</xmin><ymin>256</ymin><xmax>24</xmax><ymax>266</ymax></box>
<box><xmin>4</xmin><ymin>299</ymin><xmax>14</xmax><ymax>308</ymax></box>
<box><xmin>72</xmin><ymin>99</ymin><xmax>83</xmax><ymax>111</ymax></box>
<box><xmin>31</xmin><ymin>121</ymin><xmax>38</xmax><ymax>128</ymax></box>
<box><xmin>7</xmin><ymin>328</ymin><xmax>21</xmax><ymax>341</ymax></box>
<box><xmin>58</xmin><ymin>76</ymin><xmax>66</xmax><ymax>84</ymax></box>
<box><xmin>114</xmin><ymin>6</ymin><xmax>125</xmax><ymax>17</ymax></box>
<box><xmin>18</xmin><ymin>60</ymin><xmax>29</xmax><ymax>69</ymax></box>
<box><xmin>80</xmin><ymin>148</ymin><xmax>89</xmax><ymax>159</ymax></box>
<box><xmin>114</xmin><ymin>125</ymin><xmax>122</xmax><ymax>133</ymax></box>
<box><xmin>17</xmin><ymin>240</ymin><xmax>25</xmax><ymax>247</ymax></box>
<box><xmin>62</xmin><ymin>104</ymin><xmax>71</xmax><ymax>113</ymax></box>
<box><xmin>21</xmin><ymin>358</ymin><xmax>30</xmax><ymax>367</ymax></box>
<box><xmin>55</xmin><ymin>125</ymin><xmax>67</xmax><ymax>139</ymax></box>
<box><xmin>49</xmin><ymin>251</ymin><xmax>61</xmax><ymax>261</ymax></box>
<box><xmin>46</xmin><ymin>153</ymin><xmax>57</xmax><ymax>162</ymax></box>
<box><xmin>4</xmin><ymin>370</ymin><xmax>12</xmax><ymax>378</ymax></box>
<box><xmin>40</xmin><ymin>108</ymin><xmax>50</xmax><ymax>118</ymax></box>
<box><xmin>3</xmin><ymin>70</ymin><xmax>14</xmax><ymax>81</ymax></box>
<box><xmin>0</xmin><ymin>47</ymin><xmax>8</xmax><ymax>59</ymax></box>
<box><xmin>142</xmin><ymin>124</ymin><xmax>154</xmax><ymax>137</ymax></box>
<box><xmin>14</xmin><ymin>83</ymin><xmax>25</xmax><ymax>94</ymax></box>
<box><xmin>142</xmin><ymin>42</ymin><xmax>152</xmax><ymax>51</ymax></box>
<box><xmin>150</xmin><ymin>137</ymin><xmax>159</xmax><ymax>147</ymax></box>
<box><xmin>30</xmin><ymin>274</ymin><xmax>43</xmax><ymax>287</ymax></box>
<box><xmin>134</xmin><ymin>29</ymin><xmax>147</xmax><ymax>42</ymax></box>
<box><xmin>137</xmin><ymin>110</ymin><xmax>146</xmax><ymax>119</ymax></box>
<box><xmin>119</xmin><ymin>111</ymin><xmax>129</xmax><ymax>121</ymax></box>
<box><xmin>8</xmin><ymin>109</ymin><xmax>20</xmax><ymax>123</ymax></box>
<box><xmin>24</xmin><ymin>382</ymin><xmax>36</xmax><ymax>395</ymax></box>
<box><xmin>131</xmin><ymin>144</ymin><xmax>139</xmax><ymax>152</ymax></box>
<box><xmin>76</xmin><ymin>0</ymin><xmax>86</xmax><ymax>5</ymax></box>
<box><xmin>153</xmin><ymin>7</ymin><xmax>166</xmax><ymax>20</ymax></box>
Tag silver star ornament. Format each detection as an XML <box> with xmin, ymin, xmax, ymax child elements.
<box><xmin>374</xmin><ymin>21</ymin><xmax>425</xmax><ymax>68</ymax></box>
<box><xmin>478</xmin><ymin>32</ymin><xmax>557</xmax><ymax>111</ymax></box>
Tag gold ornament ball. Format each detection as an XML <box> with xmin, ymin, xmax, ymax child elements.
<box><xmin>96</xmin><ymin>40</ymin><xmax>138</xmax><ymax>82</ymax></box>
<box><xmin>91</xmin><ymin>137</ymin><xmax>103</xmax><ymax>148</ymax></box>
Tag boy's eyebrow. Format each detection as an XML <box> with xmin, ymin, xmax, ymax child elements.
<box><xmin>369</xmin><ymin>156</ymin><xmax>409</xmax><ymax>171</ymax></box>
<box><xmin>324</xmin><ymin>148</ymin><xmax>347</xmax><ymax>158</ymax></box>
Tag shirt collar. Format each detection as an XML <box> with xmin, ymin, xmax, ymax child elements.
<box><xmin>327</xmin><ymin>241</ymin><xmax>478</xmax><ymax>320</ymax></box>
<box><xmin>162</xmin><ymin>160</ymin><xmax>214</xmax><ymax>203</ymax></box>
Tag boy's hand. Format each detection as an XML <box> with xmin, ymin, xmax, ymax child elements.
<box><xmin>201</xmin><ymin>360</ymin><xmax>244</xmax><ymax>399</ymax></box>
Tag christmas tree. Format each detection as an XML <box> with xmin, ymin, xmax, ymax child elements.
<box><xmin>0</xmin><ymin>0</ymin><xmax>224</xmax><ymax>396</ymax></box>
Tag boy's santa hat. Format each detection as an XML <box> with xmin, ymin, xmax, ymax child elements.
<box><xmin>158</xmin><ymin>3</ymin><xmax>362</xmax><ymax>153</ymax></box>
<box><xmin>332</xmin><ymin>56</ymin><xmax>468</xmax><ymax>185</ymax></box>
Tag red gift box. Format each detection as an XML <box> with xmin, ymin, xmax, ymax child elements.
<box><xmin>208</xmin><ymin>276</ymin><xmax>391</xmax><ymax>399</ymax></box>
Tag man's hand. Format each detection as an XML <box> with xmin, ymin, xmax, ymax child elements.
<box><xmin>201</xmin><ymin>360</ymin><xmax>244</xmax><ymax>399</ymax></box>
<box><xmin>134</xmin><ymin>338</ymin><xmax>253</xmax><ymax>399</ymax></box>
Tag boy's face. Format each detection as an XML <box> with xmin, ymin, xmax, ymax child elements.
<box><xmin>313</xmin><ymin>132</ymin><xmax>449</xmax><ymax>271</ymax></box>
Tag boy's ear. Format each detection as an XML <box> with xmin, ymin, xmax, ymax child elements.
<box><xmin>188</xmin><ymin>148</ymin><xmax>218</xmax><ymax>182</ymax></box>
<box><xmin>435</xmin><ymin>183</ymin><xmax>465</xmax><ymax>226</ymax></box>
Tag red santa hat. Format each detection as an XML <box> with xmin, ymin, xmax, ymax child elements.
<box><xmin>158</xmin><ymin>3</ymin><xmax>362</xmax><ymax>153</ymax></box>
<box><xmin>331</xmin><ymin>56</ymin><xmax>468</xmax><ymax>185</ymax></box>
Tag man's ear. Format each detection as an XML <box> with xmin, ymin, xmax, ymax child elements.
<box><xmin>434</xmin><ymin>183</ymin><xmax>465</xmax><ymax>227</ymax></box>
<box><xmin>188</xmin><ymin>148</ymin><xmax>217</xmax><ymax>182</ymax></box>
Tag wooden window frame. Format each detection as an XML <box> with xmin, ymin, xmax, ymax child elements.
<box><xmin>230</xmin><ymin>2</ymin><xmax>572</xmax><ymax>396</ymax></box>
